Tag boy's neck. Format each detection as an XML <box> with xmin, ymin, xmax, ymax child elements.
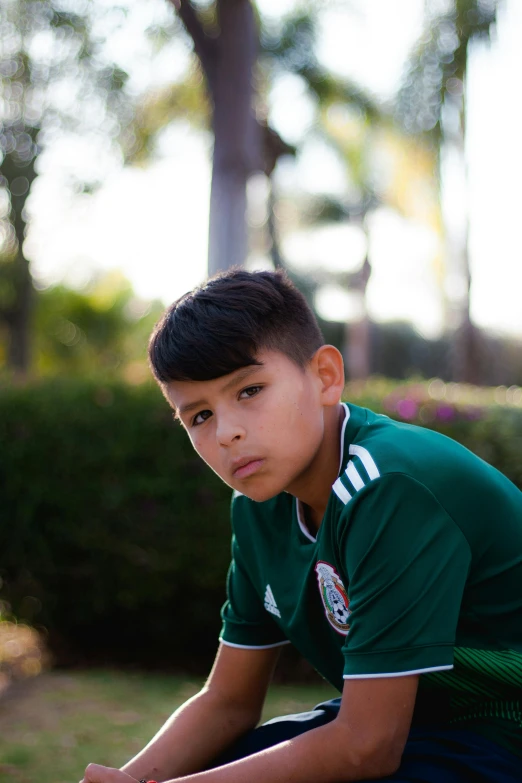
<box><xmin>287</xmin><ymin>403</ymin><xmax>345</xmax><ymax>533</ymax></box>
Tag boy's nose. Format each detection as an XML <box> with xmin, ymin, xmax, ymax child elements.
<box><xmin>216</xmin><ymin>419</ymin><xmax>245</xmax><ymax>447</ymax></box>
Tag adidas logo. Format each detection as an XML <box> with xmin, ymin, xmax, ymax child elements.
<box><xmin>264</xmin><ymin>585</ymin><xmax>281</xmax><ymax>618</ymax></box>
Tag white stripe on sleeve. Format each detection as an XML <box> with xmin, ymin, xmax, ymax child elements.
<box><xmin>346</xmin><ymin>461</ymin><xmax>365</xmax><ymax>491</ymax></box>
<box><xmin>333</xmin><ymin>477</ymin><xmax>352</xmax><ymax>505</ymax></box>
<box><xmin>349</xmin><ymin>445</ymin><xmax>380</xmax><ymax>480</ymax></box>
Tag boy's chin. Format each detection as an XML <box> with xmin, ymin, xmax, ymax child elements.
<box><xmin>229</xmin><ymin>480</ymin><xmax>284</xmax><ymax>503</ymax></box>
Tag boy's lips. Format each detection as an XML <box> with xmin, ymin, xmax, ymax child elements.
<box><xmin>232</xmin><ymin>457</ymin><xmax>265</xmax><ymax>479</ymax></box>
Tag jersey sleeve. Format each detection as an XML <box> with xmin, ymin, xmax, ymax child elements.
<box><xmin>340</xmin><ymin>473</ymin><xmax>472</xmax><ymax>678</ymax></box>
<box><xmin>220</xmin><ymin>502</ymin><xmax>289</xmax><ymax>649</ymax></box>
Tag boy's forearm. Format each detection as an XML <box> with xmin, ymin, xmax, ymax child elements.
<box><xmin>120</xmin><ymin>687</ymin><xmax>260</xmax><ymax>782</ymax></box>
<box><xmin>158</xmin><ymin>718</ymin><xmax>398</xmax><ymax>783</ymax></box>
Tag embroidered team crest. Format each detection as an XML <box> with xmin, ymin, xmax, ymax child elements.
<box><xmin>314</xmin><ymin>561</ymin><xmax>350</xmax><ymax>635</ymax></box>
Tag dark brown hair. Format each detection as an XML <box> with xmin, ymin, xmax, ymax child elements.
<box><xmin>148</xmin><ymin>268</ymin><xmax>324</xmax><ymax>382</ymax></box>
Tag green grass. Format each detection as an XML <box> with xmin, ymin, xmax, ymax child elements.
<box><xmin>0</xmin><ymin>671</ymin><xmax>337</xmax><ymax>783</ymax></box>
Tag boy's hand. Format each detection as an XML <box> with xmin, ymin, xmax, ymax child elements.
<box><xmin>80</xmin><ymin>764</ymin><xmax>138</xmax><ymax>783</ymax></box>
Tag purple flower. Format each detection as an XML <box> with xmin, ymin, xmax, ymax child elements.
<box><xmin>397</xmin><ymin>399</ymin><xmax>418</xmax><ymax>420</ymax></box>
<box><xmin>436</xmin><ymin>404</ymin><xmax>455</xmax><ymax>422</ymax></box>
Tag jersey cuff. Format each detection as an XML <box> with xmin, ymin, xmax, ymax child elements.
<box><xmin>220</xmin><ymin>622</ymin><xmax>289</xmax><ymax>649</ymax></box>
<box><xmin>343</xmin><ymin>643</ymin><xmax>454</xmax><ymax>677</ymax></box>
<box><xmin>219</xmin><ymin>637</ymin><xmax>291</xmax><ymax>650</ymax></box>
<box><xmin>343</xmin><ymin>664</ymin><xmax>453</xmax><ymax>679</ymax></box>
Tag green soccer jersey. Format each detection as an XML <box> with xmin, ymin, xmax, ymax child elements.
<box><xmin>220</xmin><ymin>403</ymin><xmax>522</xmax><ymax>755</ymax></box>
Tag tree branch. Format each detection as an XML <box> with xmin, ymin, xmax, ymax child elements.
<box><xmin>167</xmin><ymin>0</ymin><xmax>219</xmax><ymax>88</ymax></box>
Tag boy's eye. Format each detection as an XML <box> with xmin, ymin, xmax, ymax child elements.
<box><xmin>192</xmin><ymin>409</ymin><xmax>212</xmax><ymax>426</ymax></box>
<box><xmin>239</xmin><ymin>385</ymin><xmax>262</xmax><ymax>399</ymax></box>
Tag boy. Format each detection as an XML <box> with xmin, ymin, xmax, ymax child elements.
<box><xmin>82</xmin><ymin>269</ymin><xmax>522</xmax><ymax>783</ymax></box>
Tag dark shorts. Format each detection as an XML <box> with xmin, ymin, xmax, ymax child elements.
<box><xmin>213</xmin><ymin>698</ymin><xmax>522</xmax><ymax>782</ymax></box>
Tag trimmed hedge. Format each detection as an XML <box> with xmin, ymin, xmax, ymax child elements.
<box><xmin>2</xmin><ymin>376</ymin><xmax>522</xmax><ymax>668</ymax></box>
<box><xmin>0</xmin><ymin>379</ymin><xmax>232</xmax><ymax>668</ymax></box>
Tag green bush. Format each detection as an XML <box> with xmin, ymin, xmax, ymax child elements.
<box><xmin>346</xmin><ymin>377</ymin><xmax>522</xmax><ymax>489</ymax></box>
<box><xmin>2</xmin><ymin>376</ymin><xmax>522</xmax><ymax>668</ymax></box>
<box><xmin>0</xmin><ymin>379</ymin><xmax>232</xmax><ymax>668</ymax></box>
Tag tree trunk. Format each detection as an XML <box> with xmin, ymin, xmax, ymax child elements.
<box><xmin>173</xmin><ymin>1</ymin><xmax>295</xmax><ymax>277</ymax></box>
<box><xmin>447</xmin><ymin>83</ymin><xmax>480</xmax><ymax>383</ymax></box>
<box><xmin>1</xmin><ymin>140</ymin><xmax>37</xmax><ymax>377</ymax></box>
<box><xmin>208</xmin><ymin>162</ymin><xmax>250</xmax><ymax>275</ymax></box>
<box><xmin>343</xmin><ymin>250</ymin><xmax>372</xmax><ymax>381</ymax></box>
<box><xmin>267</xmin><ymin>176</ymin><xmax>284</xmax><ymax>270</ymax></box>
<box><xmin>345</xmin><ymin>315</ymin><xmax>370</xmax><ymax>381</ymax></box>
<box><xmin>207</xmin><ymin>0</ymin><xmax>260</xmax><ymax>276</ymax></box>
<box><xmin>5</xmin><ymin>253</ymin><xmax>33</xmax><ymax>375</ymax></box>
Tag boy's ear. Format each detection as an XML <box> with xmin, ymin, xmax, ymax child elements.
<box><xmin>311</xmin><ymin>345</ymin><xmax>345</xmax><ymax>406</ymax></box>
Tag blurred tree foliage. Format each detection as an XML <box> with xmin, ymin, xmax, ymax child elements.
<box><xmin>1</xmin><ymin>0</ymin><xmax>405</xmax><ymax>382</ymax></box>
<box><xmin>1</xmin><ymin>0</ymin><xmax>390</xmax><ymax>376</ymax></box>
<box><xmin>398</xmin><ymin>0</ymin><xmax>498</xmax><ymax>141</ymax></box>
<box><xmin>31</xmin><ymin>272</ymin><xmax>164</xmax><ymax>377</ymax></box>
<box><xmin>1</xmin><ymin>0</ymin><xmax>507</xmax><ymax>385</ymax></box>
<box><xmin>0</xmin><ymin>270</ymin><xmax>164</xmax><ymax>378</ymax></box>
<box><xmin>255</xmin><ymin>11</ymin><xmax>445</xmax><ymax>380</ymax></box>
<box><xmin>0</xmin><ymin>0</ymin><xmax>134</xmax><ymax>375</ymax></box>
<box><xmin>0</xmin><ymin>275</ymin><xmax>163</xmax><ymax>379</ymax></box>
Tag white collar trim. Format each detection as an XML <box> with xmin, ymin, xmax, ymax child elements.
<box><xmin>296</xmin><ymin>403</ymin><xmax>350</xmax><ymax>543</ymax></box>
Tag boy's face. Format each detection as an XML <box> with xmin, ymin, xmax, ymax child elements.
<box><xmin>164</xmin><ymin>349</ymin><xmax>329</xmax><ymax>502</ymax></box>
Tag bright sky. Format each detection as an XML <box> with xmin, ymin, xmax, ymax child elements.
<box><xmin>24</xmin><ymin>0</ymin><xmax>522</xmax><ymax>340</ymax></box>
<box><xmin>27</xmin><ymin>124</ymin><xmax>211</xmax><ymax>301</ymax></box>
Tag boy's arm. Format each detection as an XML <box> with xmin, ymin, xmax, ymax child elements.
<box><xmin>118</xmin><ymin>643</ymin><xmax>281</xmax><ymax>782</ymax></box>
<box><xmin>84</xmin><ymin>674</ymin><xmax>418</xmax><ymax>783</ymax></box>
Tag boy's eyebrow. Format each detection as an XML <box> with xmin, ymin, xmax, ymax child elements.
<box><xmin>178</xmin><ymin>365</ymin><xmax>264</xmax><ymax>416</ymax></box>
<box><xmin>221</xmin><ymin>364</ymin><xmax>264</xmax><ymax>393</ymax></box>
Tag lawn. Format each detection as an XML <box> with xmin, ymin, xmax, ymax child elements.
<box><xmin>0</xmin><ymin>670</ymin><xmax>338</xmax><ymax>783</ymax></box>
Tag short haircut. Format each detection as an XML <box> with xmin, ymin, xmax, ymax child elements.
<box><xmin>148</xmin><ymin>268</ymin><xmax>324</xmax><ymax>382</ymax></box>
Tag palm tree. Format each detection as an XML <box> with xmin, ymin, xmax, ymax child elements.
<box><xmin>165</xmin><ymin>0</ymin><xmax>294</xmax><ymax>276</ymax></box>
<box><xmin>398</xmin><ymin>0</ymin><xmax>499</xmax><ymax>383</ymax></box>
<box><xmin>158</xmin><ymin>3</ymin><xmax>386</xmax><ymax>281</ymax></box>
